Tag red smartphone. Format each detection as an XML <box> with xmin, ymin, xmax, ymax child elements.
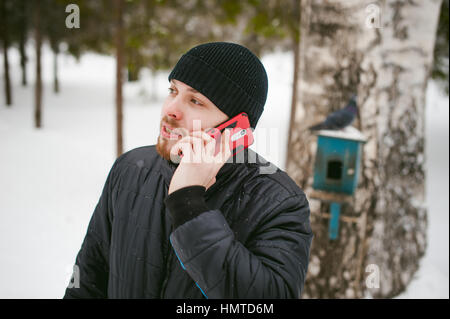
<box><xmin>205</xmin><ymin>112</ymin><xmax>254</xmax><ymax>156</ymax></box>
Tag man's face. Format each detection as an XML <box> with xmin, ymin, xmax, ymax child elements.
<box><xmin>156</xmin><ymin>79</ymin><xmax>229</xmax><ymax>162</ymax></box>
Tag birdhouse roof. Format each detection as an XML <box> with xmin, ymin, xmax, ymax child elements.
<box><xmin>316</xmin><ymin>126</ymin><xmax>367</xmax><ymax>142</ymax></box>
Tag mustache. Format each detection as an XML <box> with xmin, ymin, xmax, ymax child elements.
<box><xmin>161</xmin><ymin>117</ymin><xmax>212</xmax><ymax>137</ymax></box>
<box><xmin>161</xmin><ymin>116</ymin><xmax>181</xmax><ymax>129</ymax></box>
<box><xmin>161</xmin><ymin>117</ymin><xmax>189</xmax><ymax>138</ymax></box>
<box><xmin>163</xmin><ymin>119</ymin><xmax>177</xmax><ymax>129</ymax></box>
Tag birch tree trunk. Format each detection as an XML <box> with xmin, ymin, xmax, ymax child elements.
<box><xmin>286</xmin><ymin>0</ymin><xmax>442</xmax><ymax>298</ymax></box>
<box><xmin>286</xmin><ymin>0</ymin><xmax>301</xmax><ymax>169</ymax></box>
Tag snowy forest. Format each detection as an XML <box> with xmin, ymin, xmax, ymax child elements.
<box><xmin>0</xmin><ymin>0</ymin><xmax>448</xmax><ymax>299</ymax></box>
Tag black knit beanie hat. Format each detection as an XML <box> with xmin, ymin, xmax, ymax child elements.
<box><xmin>168</xmin><ymin>42</ymin><xmax>268</xmax><ymax>129</ymax></box>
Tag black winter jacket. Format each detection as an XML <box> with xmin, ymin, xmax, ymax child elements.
<box><xmin>64</xmin><ymin>145</ymin><xmax>313</xmax><ymax>299</ymax></box>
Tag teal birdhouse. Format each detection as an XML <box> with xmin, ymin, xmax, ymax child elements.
<box><xmin>311</xmin><ymin>126</ymin><xmax>367</xmax><ymax>240</ymax></box>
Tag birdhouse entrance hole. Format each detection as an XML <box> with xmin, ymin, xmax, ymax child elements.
<box><xmin>327</xmin><ymin>160</ymin><xmax>343</xmax><ymax>180</ymax></box>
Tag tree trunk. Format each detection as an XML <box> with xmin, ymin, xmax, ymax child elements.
<box><xmin>19</xmin><ymin>32</ymin><xmax>27</xmax><ymax>86</ymax></box>
<box><xmin>34</xmin><ymin>1</ymin><xmax>42</xmax><ymax>128</ymax></box>
<box><xmin>127</xmin><ymin>63</ymin><xmax>139</xmax><ymax>82</ymax></box>
<box><xmin>19</xmin><ymin>0</ymin><xmax>28</xmax><ymax>86</ymax></box>
<box><xmin>53</xmin><ymin>47</ymin><xmax>59</xmax><ymax>94</ymax></box>
<box><xmin>285</xmin><ymin>0</ymin><xmax>301</xmax><ymax>170</ymax></box>
<box><xmin>1</xmin><ymin>0</ymin><xmax>12</xmax><ymax>106</ymax></box>
<box><xmin>115</xmin><ymin>0</ymin><xmax>124</xmax><ymax>156</ymax></box>
<box><xmin>1</xmin><ymin>35</ymin><xmax>12</xmax><ymax>106</ymax></box>
<box><xmin>286</xmin><ymin>0</ymin><xmax>442</xmax><ymax>298</ymax></box>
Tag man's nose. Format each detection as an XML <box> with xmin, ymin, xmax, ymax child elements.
<box><xmin>164</xmin><ymin>95</ymin><xmax>184</xmax><ymax>120</ymax></box>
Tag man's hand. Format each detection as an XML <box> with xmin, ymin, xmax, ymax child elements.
<box><xmin>168</xmin><ymin>129</ymin><xmax>232</xmax><ymax>195</ymax></box>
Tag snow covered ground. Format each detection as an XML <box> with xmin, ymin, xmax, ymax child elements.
<box><xmin>0</xmin><ymin>45</ymin><xmax>448</xmax><ymax>298</ymax></box>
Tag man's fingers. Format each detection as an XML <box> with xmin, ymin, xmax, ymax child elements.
<box><xmin>173</xmin><ymin>136</ymin><xmax>203</xmax><ymax>153</ymax></box>
<box><xmin>204</xmin><ymin>137</ymin><xmax>216</xmax><ymax>157</ymax></box>
<box><xmin>215</xmin><ymin>129</ymin><xmax>232</xmax><ymax>163</ymax></box>
<box><xmin>222</xmin><ymin>129</ymin><xmax>232</xmax><ymax>153</ymax></box>
<box><xmin>171</xmin><ymin>129</ymin><xmax>232</xmax><ymax>163</ymax></box>
<box><xmin>191</xmin><ymin>130</ymin><xmax>217</xmax><ymax>157</ymax></box>
<box><xmin>190</xmin><ymin>135</ymin><xmax>203</xmax><ymax>155</ymax></box>
<box><xmin>170</xmin><ymin>141</ymin><xmax>192</xmax><ymax>159</ymax></box>
<box><xmin>191</xmin><ymin>130</ymin><xmax>214</xmax><ymax>144</ymax></box>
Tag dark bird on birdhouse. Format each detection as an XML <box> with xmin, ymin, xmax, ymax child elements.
<box><xmin>308</xmin><ymin>95</ymin><xmax>358</xmax><ymax>131</ymax></box>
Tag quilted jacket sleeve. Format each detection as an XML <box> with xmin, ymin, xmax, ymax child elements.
<box><xmin>167</xmin><ymin>186</ymin><xmax>313</xmax><ymax>299</ymax></box>
<box><xmin>63</xmin><ymin>156</ymin><xmax>123</xmax><ymax>299</ymax></box>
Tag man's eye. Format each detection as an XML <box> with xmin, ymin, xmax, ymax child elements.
<box><xmin>168</xmin><ymin>87</ymin><xmax>176</xmax><ymax>94</ymax></box>
<box><xmin>191</xmin><ymin>99</ymin><xmax>202</xmax><ymax>105</ymax></box>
